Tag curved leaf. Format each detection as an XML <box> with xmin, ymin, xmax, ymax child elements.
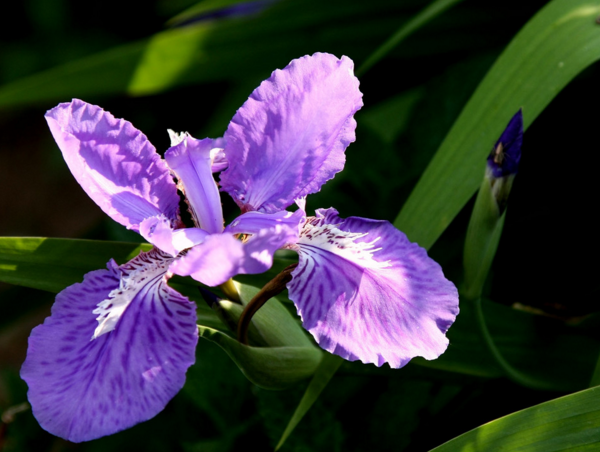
<box><xmin>198</xmin><ymin>325</ymin><xmax>322</xmax><ymax>390</ymax></box>
<box><xmin>431</xmin><ymin>386</ymin><xmax>600</xmax><ymax>451</ymax></box>
<box><xmin>394</xmin><ymin>0</ymin><xmax>600</xmax><ymax>249</ymax></box>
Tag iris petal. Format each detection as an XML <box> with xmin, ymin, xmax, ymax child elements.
<box><xmin>139</xmin><ymin>214</ymin><xmax>208</xmax><ymax>257</ymax></box>
<box><xmin>165</xmin><ymin>135</ymin><xmax>224</xmax><ymax>233</ymax></box>
<box><xmin>225</xmin><ymin>209</ymin><xmax>304</xmax><ymax>236</ymax></box>
<box><xmin>45</xmin><ymin>99</ymin><xmax>180</xmax><ymax>231</ymax></box>
<box><xmin>220</xmin><ymin>53</ymin><xmax>363</xmax><ymax>213</ymax></box>
<box><xmin>287</xmin><ymin>208</ymin><xmax>459</xmax><ymax>368</ymax></box>
<box><xmin>21</xmin><ymin>249</ymin><xmax>198</xmax><ymax>442</ymax></box>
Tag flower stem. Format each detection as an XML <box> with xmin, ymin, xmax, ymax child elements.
<box><xmin>237</xmin><ymin>264</ymin><xmax>297</xmax><ymax>345</ymax></box>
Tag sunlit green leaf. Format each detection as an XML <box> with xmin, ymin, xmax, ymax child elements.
<box><xmin>0</xmin><ymin>237</ymin><xmax>150</xmax><ymax>293</ymax></box>
<box><xmin>0</xmin><ymin>0</ymin><xmax>485</xmax><ymax>109</ymax></box>
<box><xmin>394</xmin><ymin>0</ymin><xmax>600</xmax><ymax>249</ymax></box>
<box><xmin>431</xmin><ymin>385</ymin><xmax>600</xmax><ymax>451</ymax></box>
<box><xmin>0</xmin><ymin>237</ymin><xmax>223</xmax><ymax>329</ymax></box>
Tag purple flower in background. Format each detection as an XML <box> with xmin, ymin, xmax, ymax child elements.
<box><xmin>217</xmin><ymin>53</ymin><xmax>460</xmax><ymax>368</ymax></box>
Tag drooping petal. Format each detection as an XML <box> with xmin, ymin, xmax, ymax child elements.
<box><xmin>21</xmin><ymin>249</ymin><xmax>198</xmax><ymax>443</ymax></box>
<box><xmin>139</xmin><ymin>215</ymin><xmax>209</xmax><ymax>257</ymax></box>
<box><xmin>287</xmin><ymin>208</ymin><xmax>459</xmax><ymax>368</ymax></box>
<box><xmin>165</xmin><ymin>135</ymin><xmax>224</xmax><ymax>233</ymax></box>
<box><xmin>220</xmin><ymin>53</ymin><xmax>363</xmax><ymax>213</ymax></box>
<box><xmin>45</xmin><ymin>100</ymin><xmax>180</xmax><ymax>231</ymax></box>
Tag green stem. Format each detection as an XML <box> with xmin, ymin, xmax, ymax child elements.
<box><xmin>237</xmin><ymin>264</ymin><xmax>297</xmax><ymax>345</ymax></box>
<box><xmin>475</xmin><ymin>297</ymin><xmax>553</xmax><ymax>390</ymax></box>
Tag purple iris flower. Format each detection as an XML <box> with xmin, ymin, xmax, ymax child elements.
<box><xmin>214</xmin><ymin>53</ymin><xmax>459</xmax><ymax>368</ymax></box>
<box><xmin>21</xmin><ymin>53</ymin><xmax>459</xmax><ymax>443</ymax></box>
<box><xmin>21</xmin><ymin>100</ymin><xmax>300</xmax><ymax>442</ymax></box>
<box><xmin>163</xmin><ymin>53</ymin><xmax>459</xmax><ymax>366</ymax></box>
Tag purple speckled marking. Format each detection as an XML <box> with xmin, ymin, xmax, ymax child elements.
<box><xmin>287</xmin><ymin>208</ymin><xmax>459</xmax><ymax>369</ymax></box>
<box><xmin>21</xmin><ymin>249</ymin><xmax>198</xmax><ymax>443</ymax></box>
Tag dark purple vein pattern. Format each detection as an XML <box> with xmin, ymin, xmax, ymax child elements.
<box><xmin>287</xmin><ymin>208</ymin><xmax>459</xmax><ymax>368</ymax></box>
<box><xmin>21</xmin><ymin>249</ymin><xmax>198</xmax><ymax>442</ymax></box>
<box><xmin>220</xmin><ymin>53</ymin><xmax>363</xmax><ymax>213</ymax></box>
<box><xmin>45</xmin><ymin>100</ymin><xmax>180</xmax><ymax>232</ymax></box>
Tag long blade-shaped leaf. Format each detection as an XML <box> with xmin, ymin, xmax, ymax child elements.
<box><xmin>275</xmin><ymin>353</ymin><xmax>343</xmax><ymax>450</ymax></box>
<box><xmin>0</xmin><ymin>237</ymin><xmax>150</xmax><ymax>293</ymax></box>
<box><xmin>0</xmin><ymin>237</ymin><xmax>223</xmax><ymax>328</ymax></box>
<box><xmin>0</xmin><ymin>0</ymin><xmax>433</xmax><ymax>108</ymax></box>
<box><xmin>430</xmin><ymin>385</ymin><xmax>600</xmax><ymax>451</ymax></box>
<box><xmin>394</xmin><ymin>0</ymin><xmax>600</xmax><ymax>249</ymax></box>
<box><xmin>356</xmin><ymin>0</ymin><xmax>464</xmax><ymax>76</ymax></box>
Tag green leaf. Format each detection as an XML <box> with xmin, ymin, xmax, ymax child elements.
<box><xmin>0</xmin><ymin>237</ymin><xmax>222</xmax><ymax>329</ymax></box>
<box><xmin>413</xmin><ymin>298</ymin><xmax>598</xmax><ymax>391</ymax></box>
<box><xmin>0</xmin><ymin>237</ymin><xmax>150</xmax><ymax>293</ymax></box>
<box><xmin>275</xmin><ymin>353</ymin><xmax>343</xmax><ymax>451</ymax></box>
<box><xmin>358</xmin><ymin>88</ymin><xmax>424</xmax><ymax>144</ymax></box>
<box><xmin>356</xmin><ymin>0</ymin><xmax>464</xmax><ymax>76</ymax></box>
<box><xmin>0</xmin><ymin>0</ymin><xmax>468</xmax><ymax>108</ymax></box>
<box><xmin>394</xmin><ymin>0</ymin><xmax>600</xmax><ymax>249</ymax></box>
<box><xmin>198</xmin><ymin>325</ymin><xmax>322</xmax><ymax>390</ymax></box>
<box><xmin>430</xmin><ymin>385</ymin><xmax>600</xmax><ymax>451</ymax></box>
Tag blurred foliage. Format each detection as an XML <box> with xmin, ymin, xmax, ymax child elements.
<box><xmin>2</xmin><ymin>0</ymin><xmax>600</xmax><ymax>450</ymax></box>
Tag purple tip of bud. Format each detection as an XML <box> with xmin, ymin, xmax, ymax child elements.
<box><xmin>487</xmin><ymin>109</ymin><xmax>523</xmax><ymax>178</ymax></box>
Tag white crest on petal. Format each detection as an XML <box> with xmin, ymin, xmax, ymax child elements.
<box><xmin>168</xmin><ymin>129</ymin><xmax>188</xmax><ymax>147</ymax></box>
<box><xmin>91</xmin><ymin>250</ymin><xmax>174</xmax><ymax>340</ymax></box>
<box><xmin>298</xmin><ymin>218</ymin><xmax>391</xmax><ymax>269</ymax></box>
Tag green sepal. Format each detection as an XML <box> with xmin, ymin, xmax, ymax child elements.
<box><xmin>198</xmin><ymin>325</ymin><xmax>323</xmax><ymax>390</ymax></box>
<box><xmin>462</xmin><ymin>177</ymin><xmax>506</xmax><ymax>300</ymax></box>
